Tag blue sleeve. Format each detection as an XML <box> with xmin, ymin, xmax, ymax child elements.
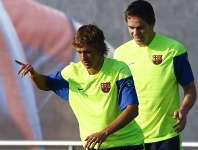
<box><xmin>116</xmin><ymin>76</ymin><xmax>138</xmax><ymax>110</ymax></box>
<box><xmin>173</xmin><ymin>52</ymin><xmax>194</xmax><ymax>86</ymax></box>
<box><xmin>46</xmin><ymin>71</ymin><xmax>69</xmax><ymax>100</ymax></box>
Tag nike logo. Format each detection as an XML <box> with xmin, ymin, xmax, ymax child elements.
<box><xmin>78</xmin><ymin>87</ymin><xmax>83</xmax><ymax>91</ymax></box>
<box><xmin>128</xmin><ymin>62</ymin><xmax>135</xmax><ymax>66</ymax></box>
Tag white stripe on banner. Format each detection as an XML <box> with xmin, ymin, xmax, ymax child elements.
<box><xmin>0</xmin><ymin>0</ymin><xmax>43</xmax><ymax>147</ymax></box>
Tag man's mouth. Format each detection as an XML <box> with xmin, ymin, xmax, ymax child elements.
<box><xmin>83</xmin><ymin>61</ymin><xmax>89</xmax><ymax>66</ymax></box>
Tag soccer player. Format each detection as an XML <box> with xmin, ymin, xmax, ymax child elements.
<box><xmin>16</xmin><ymin>24</ymin><xmax>144</xmax><ymax>150</ymax></box>
<box><xmin>113</xmin><ymin>1</ymin><xmax>197</xmax><ymax>150</ymax></box>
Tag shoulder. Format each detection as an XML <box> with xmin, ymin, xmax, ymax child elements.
<box><xmin>61</xmin><ymin>61</ymin><xmax>82</xmax><ymax>79</ymax></box>
<box><xmin>62</xmin><ymin>61</ymin><xmax>81</xmax><ymax>71</ymax></box>
<box><xmin>114</xmin><ymin>40</ymin><xmax>134</xmax><ymax>59</ymax></box>
<box><xmin>105</xmin><ymin>58</ymin><xmax>131</xmax><ymax>75</ymax></box>
<box><xmin>115</xmin><ymin>40</ymin><xmax>133</xmax><ymax>52</ymax></box>
<box><xmin>156</xmin><ymin>33</ymin><xmax>185</xmax><ymax>49</ymax></box>
<box><xmin>106</xmin><ymin>58</ymin><xmax>128</xmax><ymax>67</ymax></box>
<box><xmin>154</xmin><ymin>33</ymin><xmax>186</xmax><ymax>55</ymax></box>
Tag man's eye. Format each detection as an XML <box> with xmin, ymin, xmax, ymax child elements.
<box><xmin>85</xmin><ymin>51</ymin><xmax>91</xmax><ymax>54</ymax></box>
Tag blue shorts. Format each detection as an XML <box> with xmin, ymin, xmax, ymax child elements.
<box><xmin>145</xmin><ymin>135</ymin><xmax>180</xmax><ymax>150</ymax></box>
<box><xmin>88</xmin><ymin>144</ymin><xmax>144</xmax><ymax>150</ymax></box>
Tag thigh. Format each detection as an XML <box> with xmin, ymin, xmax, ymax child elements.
<box><xmin>145</xmin><ymin>136</ymin><xmax>181</xmax><ymax>150</ymax></box>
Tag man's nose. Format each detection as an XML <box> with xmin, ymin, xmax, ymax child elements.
<box><xmin>132</xmin><ymin>28</ymin><xmax>139</xmax><ymax>36</ymax></box>
<box><xmin>82</xmin><ymin>53</ymin><xmax>87</xmax><ymax>60</ymax></box>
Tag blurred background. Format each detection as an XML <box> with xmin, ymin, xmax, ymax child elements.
<box><xmin>0</xmin><ymin>0</ymin><xmax>197</xmax><ymax>150</ymax></box>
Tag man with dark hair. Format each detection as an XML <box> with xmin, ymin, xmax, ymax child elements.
<box><xmin>16</xmin><ymin>24</ymin><xmax>144</xmax><ymax>150</ymax></box>
<box><xmin>114</xmin><ymin>1</ymin><xmax>196</xmax><ymax>150</ymax></box>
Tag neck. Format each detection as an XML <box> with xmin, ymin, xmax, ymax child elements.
<box><xmin>139</xmin><ymin>32</ymin><xmax>156</xmax><ymax>47</ymax></box>
<box><xmin>87</xmin><ymin>57</ymin><xmax>104</xmax><ymax>75</ymax></box>
<box><xmin>146</xmin><ymin>32</ymin><xmax>156</xmax><ymax>46</ymax></box>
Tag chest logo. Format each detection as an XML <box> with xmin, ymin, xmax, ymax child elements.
<box><xmin>152</xmin><ymin>55</ymin><xmax>162</xmax><ymax>65</ymax></box>
<box><xmin>101</xmin><ymin>82</ymin><xmax>111</xmax><ymax>93</ymax></box>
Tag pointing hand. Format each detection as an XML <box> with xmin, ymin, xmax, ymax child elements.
<box><xmin>15</xmin><ymin>60</ymin><xmax>37</xmax><ymax>78</ymax></box>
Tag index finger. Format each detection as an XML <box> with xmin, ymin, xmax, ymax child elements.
<box><xmin>15</xmin><ymin>60</ymin><xmax>25</xmax><ymax>66</ymax></box>
<box><xmin>173</xmin><ymin>121</ymin><xmax>180</xmax><ymax>128</ymax></box>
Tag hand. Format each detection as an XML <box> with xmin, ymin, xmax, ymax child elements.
<box><xmin>15</xmin><ymin>60</ymin><xmax>36</xmax><ymax>78</ymax></box>
<box><xmin>173</xmin><ymin>109</ymin><xmax>187</xmax><ymax>133</ymax></box>
<box><xmin>84</xmin><ymin>131</ymin><xmax>108</xmax><ymax>150</ymax></box>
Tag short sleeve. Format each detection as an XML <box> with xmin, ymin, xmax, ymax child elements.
<box><xmin>46</xmin><ymin>71</ymin><xmax>69</xmax><ymax>100</ymax></box>
<box><xmin>173</xmin><ymin>52</ymin><xmax>194</xmax><ymax>86</ymax></box>
<box><xmin>116</xmin><ymin>75</ymin><xmax>138</xmax><ymax>110</ymax></box>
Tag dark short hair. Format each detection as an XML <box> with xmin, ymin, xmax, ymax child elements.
<box><xmin>124</xmin><ymin>0</ymin><xmax>155</xmax><ymax>25</ymax></box>
<box><xmin>72</xmin><ymin>23</ymin><xmax>109</xmax><ymax>57</ymax></box>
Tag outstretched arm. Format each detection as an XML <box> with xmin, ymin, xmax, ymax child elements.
<box><xmin>84</xmin><ymin>104</ymin><xmax>138</xmax><ymax>150</ymax></box>
<box><xmin>15</xmin><ymin>60</ymin><xmax>50</xmax><ymax>91</ymax></box>
<box><xmin>173</xmin><ymin>81</ymin><xmax>197</xmax><ymax>133</ymax></box>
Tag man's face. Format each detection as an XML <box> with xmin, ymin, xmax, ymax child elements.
<box><xmin>127</xmin><ymin>16</ymin><xmax>155</xmax><ymax>47</ymax></box>
<box><xmin>76</xmin><ymin>45</ymin><xmax>103</xmax><ymax>74</ymax></box>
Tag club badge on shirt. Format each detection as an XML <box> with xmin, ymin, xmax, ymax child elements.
<box><xmin>152</xmin><ymin>55</ymin><xmax>163</xmax><ymax>65</ymax></box>
<box><xmin>101</xmin><ymin>82</ymin><xmax>111</xmax><ymax>93</ymax></box>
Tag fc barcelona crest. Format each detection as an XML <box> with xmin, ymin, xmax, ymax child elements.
<box><xmin>152</xmin><ymin>55</ymin><xmax>163</xmax><ymax>65</ymax></box>
<box><xmin>101</xmin><ymin>82</ymin><xmax>111</xmax><ymax>93</ymax></box>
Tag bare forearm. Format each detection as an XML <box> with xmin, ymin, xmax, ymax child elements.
<box><xmin>181</xmin><ymin>81</ymin><xmax>197</xmax><ymax>114</ymax></box>
<box><xmin>173</xmin><ymin>81</ymin><xmax>196</xmax><ymax>133</ymax></box>
<box><xmin>102</xmin><ymin>104</ymin><xmax>138</xmax><ymax>136</ymax></box>
<box><xmin>84</xmin><ymin>104</ymin><xmax>139</xmax><ymax>149</ymax></box>
<box><xmin>31</xmin><ymin>72</ymin><xmax>49</xmax><ymax>91</ymax></box>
